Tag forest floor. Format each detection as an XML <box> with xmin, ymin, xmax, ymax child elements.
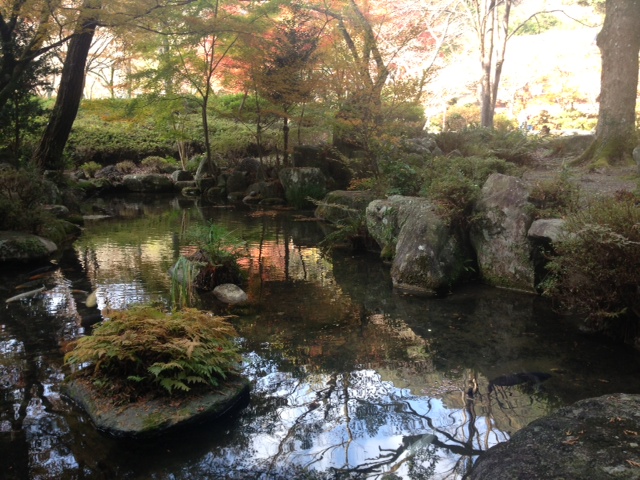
<box><xmin>521</xmin><ymin>134</ymin><xmax>639</xmax><ymax>204</ymax></box>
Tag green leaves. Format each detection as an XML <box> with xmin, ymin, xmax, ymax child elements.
<box><xmin>64</xmin><ymin>306</ymin><xmax>242</xmax><ymax>399</ymax></box>
<box><xmin>543</xmin><ymin>194</ymin><xmax>640</xmax><ymax>337</ymax></box>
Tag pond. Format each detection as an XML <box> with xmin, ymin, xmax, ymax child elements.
<box><xmin>2</xmin><ymin>194</ymin><xmax>640</xmax><ymax>479</ymax></box>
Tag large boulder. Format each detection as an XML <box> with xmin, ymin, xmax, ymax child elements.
<box><xmin>471</xmin><ymin>174</ymin><xmax>535</xmax><ymax>292</ymax></box>
<box><xmin>528</xmin><ymin>218</ymin><xmax>567</xmax><ymax>244</ymax></box>
<box><xmin>0</xmin><ymin>231</ymin><xmax>58</xmax><ymax>262</ymax></box>
<box><xmin>392</xmin><ymin>197</ymin><xmax>470</xmax><ymax>294</ymax></box>
<box><xmin>0</xmin><ymin>231</ymin><xmax>57</xmax><ymax>262</ymax></box>
<box><xmin>367</xmin><ymin>196</ymin><xmax>470</xmax><ymax>294</ymax></box>
<box><xmin>171</xmin><ymin>170</ymin><xmax>193</xmax><ymax>182</ymax></box>
<box><xmin>470</xmin><ymin>393</ymin><xmax>640</xmax><ymax>479</ymax></box>
<box><xmin>246</xmin><ymin>180</ymin><xmax>284</xmax><ymax>200</ymax></box>
<box><xmin>293</xmin><ymin>145</ymin><xmax>352</xmax><ymax>190</ymax></box>
<box><xmin>278</xmin><ymin>167</ymin><xmax>327</xmax><ymax>209</ymax></box>
<box><xmin>315</xmin><ymin>190</ymin><xmax>376</xmax><ymax>225</ymax></box>
<box><xmin>365</xmin><ymin>197</ymin><xmax>403</xmax><ymax>256</ymax></box>
<box><xmin>123</xmin><ymin>174</ymin><xmax>174</xmax><ymax>193</ymax></box>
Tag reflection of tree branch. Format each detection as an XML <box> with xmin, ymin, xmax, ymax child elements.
<box><xmin>370</xmin><ymin>397</ymin><xmax>484</xmax><ymax>456</ymax></box>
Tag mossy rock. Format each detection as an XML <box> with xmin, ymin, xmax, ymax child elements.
<box><xmin>63</xmin><ymin>376</ymin><xmax>250</xmax><ymax>438</ymax></box>
<box><xmin>0</xmin><ymin>231</ymin><xmax>58</xmax><ymax>263</ymax></box>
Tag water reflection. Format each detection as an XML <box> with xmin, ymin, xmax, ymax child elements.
<box><xmin>1</xmin><ymin>195</ymin><xmax>640</xmax><ymax>479</ymax></box>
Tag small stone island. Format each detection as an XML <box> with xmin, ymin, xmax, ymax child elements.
<box><xmin>63</xmin><ymin>376</ymin><xmax>250</xmax><ymax>438</ymax></box>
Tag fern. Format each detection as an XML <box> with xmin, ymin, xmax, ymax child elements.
<box><xmin>64</xmin><ymin>306</ymin><xmax>241</xmax><ymax>400</ymax></box>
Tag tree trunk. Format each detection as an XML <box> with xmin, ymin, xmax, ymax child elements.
<box><xmin>580</xmin><ymin>0</ymin><xmax>640</xmax><ymax>164</ymax></box>
<box><xmin>33</xmin><ymin>1</ymin><xmax>101</xmax><ymax>173</ymax></box>
<box><xmin>283</xmin><ymin>116</ymin><xmax>290</xmax><ymax>167</ymax></box>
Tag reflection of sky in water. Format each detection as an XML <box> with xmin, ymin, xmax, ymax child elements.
<box><xmin>177</xmin><ymin>354</ymin><xmax>502</xmax><ymax>478</ymax></box>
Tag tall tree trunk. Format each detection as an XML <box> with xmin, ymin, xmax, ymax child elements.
<box><xmin>282</xmin><ymin>116</ymin><xmax>290</xmax><ymax>167</ymax></box>
<box><xmin>580</xmin><ymin>0</ymin><xmax>640</xmax><ymax>164</ymax></box>
<box><xmin>33</xmin><ymin>0</ymin><xmax>101</xmax><ymax>173</ymax></box>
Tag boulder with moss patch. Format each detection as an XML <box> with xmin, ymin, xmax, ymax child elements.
<box><xmin>123</xmin><ymin>174</ymin><xmax>174</xmax><ymax>193</ymax></box>
<box><xmin>63</xmin><ymin>376</ymin><xmax>250</xmax><ymax>438</ymax></box>
<box><xmin>0</xmin><ymin>231</ymin><xmax>58</xmax><ymax>263</ymax></box>
<box><xmin>471</xmin><ymin>174</ymin><xmax>535</xmax><ymax>292</ymax></box>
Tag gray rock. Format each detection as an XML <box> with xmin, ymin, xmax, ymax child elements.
<box><xmin>0</xmin><ymin>231</ymin><xmax>57</xmax><ymax>262</ymax></box>
<box><xmin>392</xmin><ymin>197</ymin><xmax>469</xmax><ymax>295</ymax></box>
<box><xmin>367</xmin><ymin>196</ymin><xmax>470</xmax><ymax>293</ymax></box>
<box><xmin>213</xmin><ymin>284</ymin><xmax>248</xmax><ymax>305</ymax></box>
<box><xmin>226</xmin><ymin>170</ymin><xmax>249</xmax><ymax>194</ymax></box>
<box><xmin>246</xmin><ymin>180</ymin><xmax>284</xmax><ymax>200</ymax></box>
<box><xmin>196</xmin><ymin>177</ymin><xmax>217</xmax><ymax>191</ymax></box>
<box><xmin>471</xmin><ymin>174</ymin><xmax>535</xmax><ymax>292</ymax></box>
<box><xmin>315</xmin><ymin>190</ymin><xmax>376</xmax><ymax>225</ymax></box>
<box><xmin>366</xmin><ymin>197</ymin><xmax>403</xmax><ymax>254</ymax></box>
<box><xmin>293</xmin><ymin>145</ymin><xmax>352</xmax><ymax>190</ymax></box>
<box><xmin>123</xmin><ymin>174</ymin><xmax>174</xmax><ymax>193</ymax></box>
<box><xmin>278</xmin><ymin>167</ymin><xmax>327</xmax><ymax>209</ymax></box>
<box><xmin>528</xmin><ymin>218</ymin><xmax>567</xmax><ymax>243</ymax></box>
<box><xmin>171</xmin><ymin>170</ymin><xmax>193</xmax><ymax>182</ymax></box>
<box><xmin>470</xmin><ymin>393</ymin><xmax>640</xmax><ymax>479</ymax></box>
<box><xmin>43</xmin><ymin>205</ymin><xmax>70</xmax><ymax>218</ymax></box>
<box><xmin>63</xmin><ymin>376</ymin><xmax>250</xmax><ymax>438</ymax></box>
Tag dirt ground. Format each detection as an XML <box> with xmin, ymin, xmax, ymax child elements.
<box><xmin>520</xmin><ymin>135</ymin><xmax>639</xmax><ymax>203</ymax></box>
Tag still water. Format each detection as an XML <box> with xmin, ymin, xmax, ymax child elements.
<box><xmin>2</xmin><ymin>194</ymin><xmax>640</xmax><ymax>479</ymax></box>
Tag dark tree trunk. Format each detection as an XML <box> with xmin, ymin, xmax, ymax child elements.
<box><xmin>580</xmin><ymin>0</ymin><xmax>640</xmax><ymax>164</ymax></box>
<box><xmin>33</xmin><ymin>1</ymin><xmax>101</xmax><ymax>173</ymax></box>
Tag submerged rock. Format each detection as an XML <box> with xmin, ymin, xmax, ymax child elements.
<box><xmin>470</xmin><ymin>393</ymin><xmax>640</xmax><ymax>479</ymax></box>
<box><xmin>63</xmin><ymin>376</ymin><xmax>250</xmax><ymax>438</ymax></box>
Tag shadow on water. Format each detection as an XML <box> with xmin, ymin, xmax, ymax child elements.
<box><xmin>2</xmin><ymin>194</ymin><xmax>640</xmax><ymax>479</ymax></box>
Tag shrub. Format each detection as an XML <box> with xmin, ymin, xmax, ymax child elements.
<box><xmin>528</xmin><ymin>169</ymin><xmax>580</xmax><ymax>219</ymax></box>
<box><xmin>419</xmin><ymin>155</ymin><xmax>518</xmax><ymax>229</ymax></box>
<box><xmin>140</xmin><ymin>156</ymin><xmax>177</xmax><ymax>173</ymax></box>
<box><xmin>434</xmin><ymin>127</ymin><xmax>538</xmax><ymax>166</ymax></box>
<box><xmin>0</xmin><ymin>168</ymin><xmax>57</xmax><ymax>234</ymax></box>
<box><xmin>64</xmin><ymin>306</ymin><xmax>242</xmax><ymax>402</ymax></box>
<box><xmin>115</xmin><ymin>160</ymin><xmax>136</xmax><ymax>173</ymax></box>
<box><xmin>543</xmin><ymin>194</ymin><xmax>640</xmax><ymax>341</ymax></box>
<box><xmin>80</xmin><ymin>161</ymin><xmax>102</xmax><ymax>178</ymax></box>
<box><xmin>180</xmin><ymin>222</ymin><xmax>246</xmax><ymax>292</ymax></box>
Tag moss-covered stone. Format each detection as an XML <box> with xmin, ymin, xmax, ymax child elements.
<box><xmin>63</xmin><ymin>376</ymin><xmax>250</xmax><ymax>438</ymax></box>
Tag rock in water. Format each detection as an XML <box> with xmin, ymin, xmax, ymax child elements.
<box><xmin>213</xmin><ymin>284</ymin><xmax>248</xmax><ymax>305</ymax></box>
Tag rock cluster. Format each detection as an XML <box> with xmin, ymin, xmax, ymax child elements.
<box><xmin>317</xmin><ymin>173</ymin><xmax>568</xmax><ymax>295</ymax></box>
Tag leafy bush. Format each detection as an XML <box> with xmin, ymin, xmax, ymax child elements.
<box><xmin>0</xmin><ymin>168</ymin><xmax>57</xmax><ymax>234</ymax></box>
<box><xmin>528</xmin><ymin>169</ymin><xmax>580</xmax><ymax>219</ymax></box>
<box><xmin>140</xmin><ymin>156</ymin><xmax>177</xmax><ymax>173</ymax></box>
<box><xmin>543</xmin><ymin>194</ymin><xmax>640</xmax><ymax>340</ymax></box>
<box><xmin>66</xmin><ymin>117</ymin><xmax>179</xmax><ymax>166</ymax></box>
<box><xmin>80</xmin><ymin>161</ymin><xmax>101</xmax><ymax>178</ymax></box>
<box><xmin>434</xmin><ymin>127</ymin><xmax>538</xmax><ymax>165</ymax></box>
<box><xmin>419</xmin><ymin>155</ymin><xmax>518</xmax><ymax>228</ymax></box>
<box><xmin>64</xmin><ymin>306</ymin><xmax>242</xmax><ymax>401</ymax></box>
<box><xmin>115</xmin><ymin>160</ymin><xmax>136</xmax><ymax>173</ymax></box>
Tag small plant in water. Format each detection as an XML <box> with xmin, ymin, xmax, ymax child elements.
<box><xmin>64</xmin><ymin>306</ymin><xmax>242</xmax><ymax>402</ymax></box>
